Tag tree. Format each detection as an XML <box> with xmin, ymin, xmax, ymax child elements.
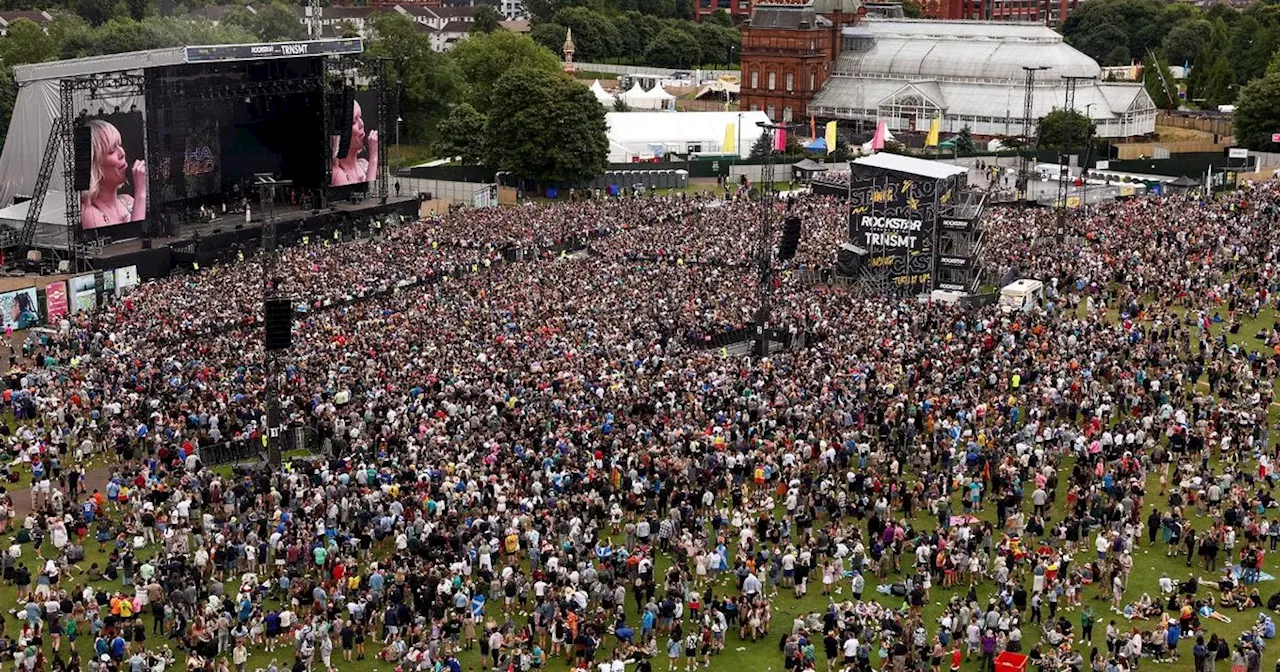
<box><xmin>253</xmin><ymin>1</ymin><xmax>307</xmax><ymax>42</ymax></box>
<box><xmin>470</xmin><ymin>6</ymin><xmax>503</xmax><ymax>34</ymax></box>
<box><xmin>124</xmin><ymin>0</ymin><xmax>147</xmax><ymax>21</ymax></box>
<box><xmin>0</xmin><ymin>68</ymin><xmax>15</xmax><ymax>153</ymax></box>
<box><xmin>1162</xmin><ymin>19</ymin><xmax>1212</xmax><ymax>66</ymax></box>
<box><xmin>1062</xmin><ymin>0</ymin><xmax>1185</xmax><ymax>64</ymax></box>
<box><xmin>335</xmin><ymin>20</ymin><xmax>360</xmax><ymax>39</ymax></box>
<box><xmin>706</xmin><ymin>9</ymin><xmax>733</xmax><ymax>26</ymax></box>
<box><xmin>1037</xmin><ymin>109</ymin><xmax>1094</xmax><ymax>149</ymax></box>
<box><xmin>748</xmin><ymin>133</ymin><xmax>770</xmax><ymax>158</ymax></box>
<box><xmin>955</xmin><ymin>126</ymin><xmax>976</xmax><ymax>154</ymax></box>
<box><xmin>369</xmin><ymin>14</ymin><xmax>465</xmax><ymax>143</ymax></box>
<box><xmin>485</xmin><ymin>67</ymin><xmax>608</xmax><ymax>184</ymax></box>
<box><xmin>0</xmin><ymin>18</ymin><xmax>59</xmax><ymax>66</ymax></box>
<box><xmin>551</xmin><ymin>6</ymin><xmax>620</xmax><ymax>62</ymax></box>
<box><xmin>530</xmin><ymin>22</ymin><xmax>567</xmax><ymax>55</ymax></box>
<box><xmin>66</xmin><ymin>0</ymin><xmax>122</xmax><ymax>26</ymax></box>
<box><xmin>644</xmin><ymin>27</ymin><xmax>700</xmax><ymax>68</ymax></box>
<box><xmin>1234</xmin><ymin>72</ymin><xmax>1280</xmax><ymax>150</ymax></box>
<box><xmin>902</xmin><ymin>0</ymin><xmax>924</xmax><ymax>18</ymax></box>
<box><xmin>451</xmin><ymin>31</ymin><xmax>560</xmax><ymax>114</ymax></box>
<box><xmin>434</xmin><ymin>103</ymin><xmax>488</xmax><ymax>164</ymax></box>
<box><xmin>696</xmin><ymin>22</ymin><xmax>739</xmax><ymax>68</ymax></box>
<box><xmin>1067</xmin><ymin>22</ymin><xmax>1129</xmax><ymax>63</ymax></box>
<box><xmin>612</xmin><ymin>96</ymin><xmax>630</xmax><ymax>112</ymax></box>
<box><xmin>1103</xmin><ymin>45</ymin><xmax>1131</xmax><ymax>67</ymax></box>
<box><xmin>1191</xmin><ymin>52</ymin><xmax>1236</xmax><ymax>106</ymax></box>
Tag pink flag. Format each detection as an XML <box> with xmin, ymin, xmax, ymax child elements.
<box><xmin>774</xmin><ymin>128</ymin><xmax>787</xmax><ymax>152</ymax></box>
<box><xmin>871</xmin><ymin>120</ymin><xmax>887</xmax><ymax>151</ymax></box>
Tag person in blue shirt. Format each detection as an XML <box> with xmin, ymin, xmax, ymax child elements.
<box><xmin>1166</xmin><ymin>621</ymin><xmax>1181</xmax><ymax>660</ymax></box>
<box><xmin>109</xmin><ymin>634</ymin><xmax>126</xmax><ymax>660</ymax></box>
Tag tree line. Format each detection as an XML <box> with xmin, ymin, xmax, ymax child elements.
<box><xmin>1062</xmin><ymin>0</ymin><xmax>1279</xmax><ymax>107</ymax></box>
<box><xmin>1062</xmin><ymin>0</ymin><xmax>1280</xmax><ymax>150</ymax></box>
<box><xmin>529</xmin><ymin>7</ymin><xmax>741</xmax><ymax>70</ymax></box>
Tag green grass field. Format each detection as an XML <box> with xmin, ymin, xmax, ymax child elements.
<box><xmin>0</xmin><ymin>305</ymin><xmax>1277</xmax><ymax>672</ymax></box>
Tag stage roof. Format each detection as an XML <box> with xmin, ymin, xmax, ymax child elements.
<box><xmin>853</xmin><ymin>153</ymin><xmax>967</xmax><ymax>180</ymax></box>
<box><xmin>14</xmin><ymin>38</ymin><xmax>363</xmax><ymax>84</ymax></box>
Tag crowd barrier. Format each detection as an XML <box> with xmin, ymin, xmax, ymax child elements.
<box><xmin>197</xmin><ymin>423</ymin><xmax>318</xmax><ymax>467</ymax></box>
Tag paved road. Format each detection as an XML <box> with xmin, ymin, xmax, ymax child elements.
<box><xmin>7</xmin><ymin>462</ymin><xmax>116</xmax><ymax>518</ymax></box>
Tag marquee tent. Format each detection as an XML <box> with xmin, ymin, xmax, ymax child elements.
<box><xmin>606</xmin><ymin>111</ymin><xmax>769</xmax><ymax>162</ymax></box>
<box><xmin>589</xmin><ymin>80</ymin><xmax>616</xmax><ymax>106</ymax></box>
<box><xmin>620</xmin><ymin>83</ymin><xmax>675</xmax><ymax>111</ymax></box>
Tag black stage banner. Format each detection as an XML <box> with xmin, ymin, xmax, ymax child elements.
<box><xmin>185</xmin><ymin>39</ymin><xmax>363</xmax><ymax>63</ymax></box>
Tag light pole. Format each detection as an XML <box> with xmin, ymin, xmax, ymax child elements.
<box><xmin>395</xmin><ymin>116</ymin><xmax>402</xmax><ymax>168</ymax></box>
<box><xmin>1082</xmin><ymin>102</ymin><xmax>1095</xmax><ymax>210</ymax></box>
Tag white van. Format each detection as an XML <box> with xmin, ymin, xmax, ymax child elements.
<box><xmin>999</xmin><ymin>279</ymin><xmax>1044</xmax><ymax>313</ymax></box>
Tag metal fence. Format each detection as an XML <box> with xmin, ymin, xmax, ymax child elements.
<box><xmin>197</xmin><ymin>424</ymin><xmax>319</xmax><ymax>467</ymax></box>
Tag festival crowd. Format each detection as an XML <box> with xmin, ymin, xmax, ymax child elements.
<box><xmin>0</xmin><ymin>179</ymin><xmax>1274</xmax><ymax>672</ymax></box>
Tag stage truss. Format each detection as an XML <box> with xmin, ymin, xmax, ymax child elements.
<box><xmin>17</xmin><ymin>72</ymin><xmax>145</xmax><ymax>270</ymax></box>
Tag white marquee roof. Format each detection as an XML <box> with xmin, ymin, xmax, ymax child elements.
<box><xmin>854</xmin><ymin>153</ymin><xmax>967</xmax><ymax>180</ymax></box>
<box><xmin>839</xmin><ymin>19</ymin><xmax>1101</xmax><ymax>83</ymax></box>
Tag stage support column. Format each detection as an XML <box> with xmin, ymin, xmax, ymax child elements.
<box><xmin>257</xmin><ymin>174</ymin><xmax>292</xmax><ymax>469</ymax></box>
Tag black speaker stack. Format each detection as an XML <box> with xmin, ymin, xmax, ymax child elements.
<box><xmin>778</xmin><ymin>217</ymin><xmax>802</xmax><ymax>261</ymax></box>
<box><xmin>72</xmin><ymin>123</ymin><xmax>92</xmax><ymax>192</ymax></box>
<box><xmin>264</xmin><ymin>298</ymin><xmax>293</xmax><ymax>351</ymax></box>
<box><xmin>334</xmin><ymin>88</ymin><xmax>354</xmax><ymax>158</ymax></box>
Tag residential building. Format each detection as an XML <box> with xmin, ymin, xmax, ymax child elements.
<box><xmin>0</xmin><ymin>10</ymin><xmax>52</xmax><ymax>35</ymax></box>
<box><xmin>499</xmin><ymin>0</ymin><xmax>527</xmax><ymax>19</ymax></box>
<box><xmin>739</xmin><ymin>0</ymin><xmax>860</xmax><ymax>122</ymax></box>
<box><xmin>394</xmin><ymin>4</ymin><xmax>475</xmax><ymax>50</ymax></box>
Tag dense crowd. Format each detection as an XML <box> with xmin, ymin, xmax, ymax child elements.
<box><xmin>0</xmin><ymin>179</ymin><xmax>1278</xmax><ymax>672</ymax></box>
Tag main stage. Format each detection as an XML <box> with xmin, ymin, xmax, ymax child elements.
<box><xmin>83</xmin><ymin>196</ymin><xmax>419</xmax><ymax>278</ymax></box>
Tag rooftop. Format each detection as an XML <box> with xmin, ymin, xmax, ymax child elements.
<box><xmin>853</xmin><ymin>152</ymin><xmax>968</xmax><ymax>179</ymax></box>
<box><xmin>836</xmin><ymin>18</ymin><xmax>1100</xmax><ymax>81</ymax></box>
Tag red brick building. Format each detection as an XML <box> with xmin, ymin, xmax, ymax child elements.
<box><xmin>921</xmin><ymin>0</ymin><xmax>1078</xmax><ymax>26</ymax></box>
<box><xmin>739</xmin><ymin>0</ymin><xmax>859</xmax><ymax>122</ymax></box>
<box><xmin>693</xmin><ymin>0</ymin><xmax>753</xmax><ymax>22</ymax></box>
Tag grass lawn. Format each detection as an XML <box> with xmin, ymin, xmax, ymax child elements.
<box><xmin>0</xmin><ymin>307</ymin><xmax>1274</xmax><ymax>672</ymax></box>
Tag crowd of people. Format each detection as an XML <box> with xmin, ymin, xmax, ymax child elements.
<box><xmin>0</xmin><ymin>177</ymin><xmax>1277</xmax><ymax>672</ymax></box>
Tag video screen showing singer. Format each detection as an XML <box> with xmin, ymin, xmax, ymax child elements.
<box><xmin>80</xmin><ymin>118</ymin><xmax>147</xmax><ymax>230</ymax></box>
<box><xmin>330</xmin><ymin>99</ymin><xmax>378</xmax><ymax>186</ymax></box>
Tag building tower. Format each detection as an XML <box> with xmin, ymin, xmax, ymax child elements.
<box><xmin>739</xmin><ymin>0</ymin><xmax>861</xmax><ymax>123</ymax></box>
<box><xmin>562</xmin><ymin>28</ymin><xmax>576</xmax><ymax>74</ymax></box>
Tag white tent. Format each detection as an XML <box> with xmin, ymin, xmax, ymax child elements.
<box><xmin>859</xmin><ymin>126</ymin><xmax>897</xmax><ymax>154</ymax></box>
<box><xmin>589</xmin><ymin>80</ymin><xmax>616</xmax><ymax>107</ymax></box>
<box><xmin>634</xmin><ymin>84</ymin><xmax>676</xmax><ymax>111</ymax></box>
<box><xmin>621</xmin><ymin>82</ymin><xmax>679</xmax><ymax>111</ymax></box>
<box><xmin>606</xmin><ymin>111</ymin><xmax>769</xmax><ymax>162</ymax></box>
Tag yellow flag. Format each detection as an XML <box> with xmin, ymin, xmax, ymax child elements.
<box><xmin>925</xmin><ymin>116</ymin><xmax>941</xmax><ymax>148</ymax></box>
<box><xmin>724</xmin><ymin>123</ymin><xmax>736</xmax><ymax>155</ymax></box>
<box><xmin>824</xmin><ymin>121</ymin><xmax>837</xmax><ymax>155</ymax></box>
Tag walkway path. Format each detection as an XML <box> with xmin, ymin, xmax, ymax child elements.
<box><xmin>8</xmin><ymin>462</ymin><xmax>116</xmax><ymax>518</ymax></box>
